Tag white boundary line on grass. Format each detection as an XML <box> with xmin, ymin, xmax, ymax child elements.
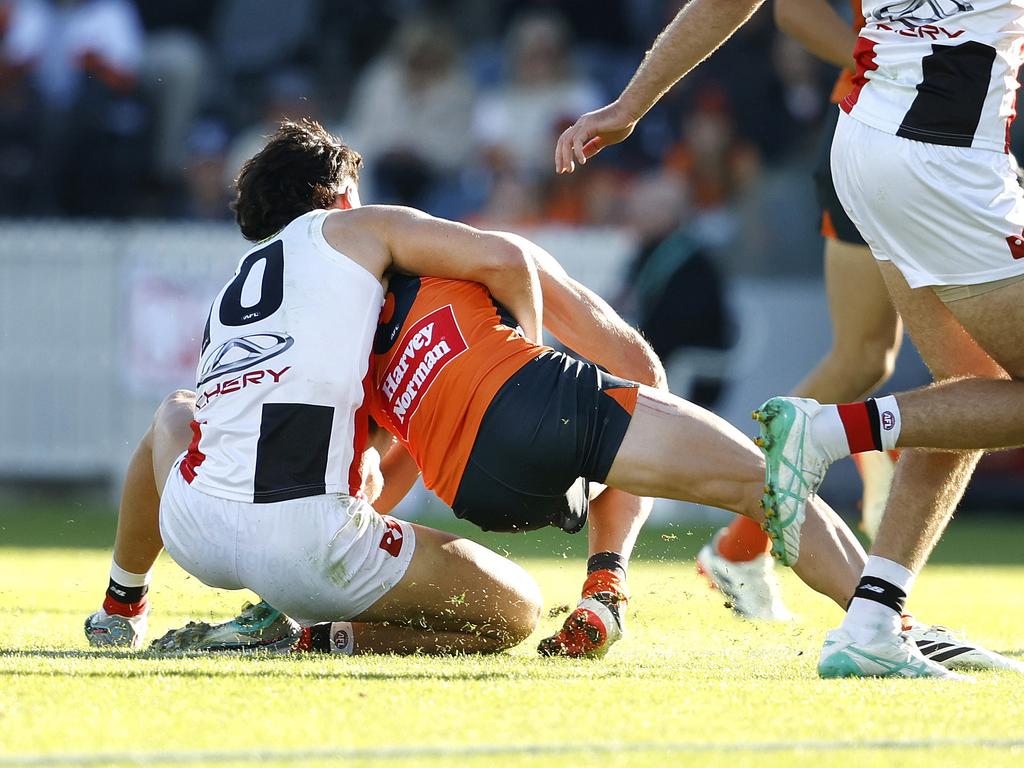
<box><xmin>3</xmin><ymin>738</ymin><xmax>1024</xmax><ymax>766</ymax></box>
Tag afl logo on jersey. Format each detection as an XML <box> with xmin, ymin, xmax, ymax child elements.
<box><xmin>872</xmin><ymin>0</ymin><xmax>972</xmax><ymax>28</ymax></box>
<box><xmin>198</xmin><ymin>332</ymin><xmax>294</xmax><ymax>386</ymax></box>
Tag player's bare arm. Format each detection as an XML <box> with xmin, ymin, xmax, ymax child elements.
<box><xmin>324</xmin><ymin>206</ymin><xmax>543</xmax><ymax>344</ymax></box>
<box><xmin>774</xmin><ymin>0</ymin><xmax>857</xmax><ymax>68</ymax></box>
<box><xmin>495</xmin><ymin>231</ymin><xmax>667</xmax><ymax>390</ymax></box>
<box><xmin>555</xmin><ymin>0</ymin><xmax>765</xmax><ymax>173</ymax></box>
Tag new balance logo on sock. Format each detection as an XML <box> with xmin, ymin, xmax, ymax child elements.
<box><xmin>106</xmin><ymin>578</ymin><xmax>148</xmax><ymax>607</ymax></box>
<box><xmin>852</xmin><ymin>576</ymin><xmax>907</xmax><ymax>615</ymax></box>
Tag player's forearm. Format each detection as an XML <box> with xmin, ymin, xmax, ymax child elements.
<box><xmin>774</xmin><ymin>0</ymin><xmax>856</xmax><ymax>69</ymax></box>
<box><xmin>499</xmin><ymin>231</ymin><xmax>666</xmax><ymax>389</ymax></box>
<box><xmin>617</xmin><ymin>0</ymin><xmax>766</xmax><ymax>121</ymax></box>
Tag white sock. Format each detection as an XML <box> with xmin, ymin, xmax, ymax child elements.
<box><xmin>809</xmin><ymin>403</ymin><xmax>853</xmax><ymax>462</ymax></box>
<box><xmin>841</xmin><ymin>556</ymin><xmax>915</xmax><ymax>644</ymax></box>
<box><xmin>872</xmin><ymin>395</ymin><xmax>902</xmax><ymax>451</ymax></box>
<box><xmin>327</xmin><ymin>621</ymin><xmax>355</xmax><ymax>655</ymax></box>
<box><xmin>109</xmin><ymin>560</ymin><xmax>153</xmax><ymax>588</ymax></box>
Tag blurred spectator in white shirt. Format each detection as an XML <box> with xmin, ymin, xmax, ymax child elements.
<box><xmin>345</xmin><ymin>18</ymin><xmax>474</xmax><ymax>207</ymax></box>
<box><xmin>4</xmin><ymin>0</ymin><xmax>142</xmax><ymax>109</ymax></box>
<box><xmin>0</xmin><ymin>0</ymin><xmax>149</xmax><ymax>215</ymax></box>
<box><xmin>473</xmin><ymin>10</ymin><xmax>601</xmax><ymax>180</ymax></box>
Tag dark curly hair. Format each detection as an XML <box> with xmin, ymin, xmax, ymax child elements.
<box><xmin>232</xmin><ymin>119</ymin><xmax>363</xmax><ymax>241</ymax></box>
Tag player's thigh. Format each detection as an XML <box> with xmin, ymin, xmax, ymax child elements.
<box><xmin>877</xmin><ymin>262</ymin><xmax>1005</xmax><ymax>381</ymax></box>
<box><xmin>603</xmin><ymin>386</ymin><xmax>763</xmax><ymax>518</ymax></box>
<box><xmin>355</xmin><ymin>524</ymin><xmax>543</xmax><ymax>637</ymax></box>
<box><xmin>824</xmin><ymin>239</ymin><xmax>902</xmax><ymax>357</ymax></box>
<box><xmin>944</xmin><ymin>278</ymin><xmax>1024</xmax><ymax>380</ymax></box>
<box><xmin>151</xmin><ymin>389</ymin><xmax>197</xmax><ymax>494</ymax></box>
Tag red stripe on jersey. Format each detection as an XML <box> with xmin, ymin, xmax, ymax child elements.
<box><xmin>841</xmin><ymin>37</ymin><xmax>879</xmax><ymax>114</ymax></box>
<box><xmin>347</xmin><ymin>366</ymin><xmax>374</xmax><ymax>498</ymax></box>
<box><xmin>179</xmin><ymin>420</ymin><xmax>206</xmax><ymax>484</ymax></box>
<box><xmin>1006</xmin><ymin>91</ymin><xmax>1018</xmax><ymax>154</ymax></box>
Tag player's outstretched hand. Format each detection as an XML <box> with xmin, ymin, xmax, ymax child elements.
<box><xmin>555</xmin><ymin>101</ymin><xmax>637</xmax><ymax>174</ymax></box>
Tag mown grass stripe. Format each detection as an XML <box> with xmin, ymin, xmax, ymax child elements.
<box><xmin>3</xmin><ymin>738</ymin><xmax>1024</xmax><ymax>766</ymax></box>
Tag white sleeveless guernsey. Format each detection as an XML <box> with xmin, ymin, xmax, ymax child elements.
<box><xmin>843</xmin><ymin>0</ymin><xmax>1024</xmax><ymax>152</ymax></box>
<box><xmin>180</xmin><ymin>210</ymin><xmax>384</xmax><ymax>503</ymax></box>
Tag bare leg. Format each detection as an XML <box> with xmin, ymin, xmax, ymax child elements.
<box><xmin>792</xmin><ymin>239</ymin><xmax>902</xmax><ymax>403</ymax></box>
<box><xmin>722</xmin><ymin>240</ymin><xmax>902</xmax><ymax>552</ymax></box>
<box><xmin>587</xmin><ymin>488</ymin><xmax>650</xmax><ymax>562</ymax></box>
<box><xmin>111</xmin><ymin>390</ymin><xmax>196</xmax><ymax>573</ymax></box>
<box><xmin>603</xmin><ymin>388</ymin><xmax>866</xmax><ymax>607</ymax></box>
<box><xmin>867</xmin><ymin>264</ymin><xmax>1020</xmax><ymax>572</ymax></box>
<box><xmin>350</xmin><ymin>525</ymin><xmax>542</xmax><ymax>654</ymax></box>
<box><xmin>872</xmin><ymin>265</ymin><xmax>1024</xmax><ymax>451</ymax></box>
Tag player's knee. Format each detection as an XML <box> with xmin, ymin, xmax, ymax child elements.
<box><xmin>861</xmin><ymin>336</ymin><xmax>899</xmax><ymax>384</ymax></box>
<box><xmin>495</xmin><ymin>574</ymin><xmax>543</xmax><ymax>649</ymax></box>
<box><xmin>829</xmin><ymin>337</ymin><xmax>897</xmax><ymax>392</ymax></box>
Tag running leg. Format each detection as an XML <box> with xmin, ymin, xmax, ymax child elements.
<box><xmin>601</xmin><ymin>388</ymin><xmax>866</xmax><ymax>609</ymax></box>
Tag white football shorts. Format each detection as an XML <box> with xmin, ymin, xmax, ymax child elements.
<box><xmin>831</xmin><ymin>110</ymin><xmax>1024</xmax><ymax>289</ymax></box>
<box><xmin>160</xmin><ymin>454</ymin><xmax>416</xmax><ymax>623</ymax></box>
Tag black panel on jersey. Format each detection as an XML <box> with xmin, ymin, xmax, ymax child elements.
<box><xmin>897</xmin><ymin>42</ymin><xmax>997</xmax><ymax>148</ymax></box>
<box><xmin>253</xmin><ymin>403</ymin><xmax>334</xmax><ymax>503</ymax></box>
<box><xmin>374</xmin><ymin>274</ymin><xmax>421</xmax><ymax>354</ymax></box>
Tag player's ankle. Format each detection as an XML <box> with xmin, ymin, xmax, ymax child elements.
<box><xmin>825</xmin><ymin>396</ymin><xmax>902</xmax><ymax>458</ymax></box>
<box><xmin>104</xmin><ymin>560</ymin><xmax>152</xmax><ymax>617</ymax></box>
<box><xmin>841</xmin><ymin>556</ymin><xmax>914</xmax><ymax>643</ymax></box>
<box><xmin>102</xmin><ymin>593</ymin><xmax>149</xmax><ymax>618</ymax></box>
<box><xmin>297</xmin><ymin>622</ymin><xmax>355</xmax><ymax>654</ymax></box>
<box><xmin>584</xmin><ymin>553</ymin><xmax>629</xmax><ymax>602</ymax></box>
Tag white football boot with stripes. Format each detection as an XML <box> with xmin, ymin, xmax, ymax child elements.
<box><xmin>818</xmin><ymin>627</ymin><xmax>969</xmax><ymax>680</ymax></box>
<box><xmin>903</xmin><ymin>617</ymin><xmax>1024</xmax><ymax>673</ymax></box>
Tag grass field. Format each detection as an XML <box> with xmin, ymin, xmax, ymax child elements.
<box><xmin>2</xmin><ymin>504</ymin><xmax>1024</xmax><ymax>768</ymax></box>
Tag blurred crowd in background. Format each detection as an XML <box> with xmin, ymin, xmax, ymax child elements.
<box><xmin>0</xmin><ymin>0</ymin><xmax>834</xmax><ymax>228</ymax></box>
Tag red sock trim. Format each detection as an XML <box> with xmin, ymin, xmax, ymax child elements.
<box><xmin>103</xmin><ymin>593</ymin><xmax>148</xmax><ymax>618</ymax></box>
<box><xmin>717</xmin><ymin>516</ymin><xmax>771</xmax><ymax>562</ymax></box>
<box><xmin>837</xmin><ymin>402</ymin><xmax>878</xmax><ymax>454</ymax></box>
<box><xmin>581</xmin><ymin>570</ymin><xmax>629</xmax><ymax>602</ymax></box>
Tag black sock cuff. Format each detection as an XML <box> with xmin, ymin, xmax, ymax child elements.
<box><xmin>307</xmin><ymin>623</ymin><xmax>333</xmax><ymax>653</ymax></box>
<box><xmin>587</xmin><ymin>551</ymin><xmax>627</xmax><ymax>580</ymax></box>
<box><xmin>851</xmin><ymin>575</ymin><xmax>907</xmax><ymax>614</ymax></box>
<box><xmin>865</xmin><ymin>398</ymin><xmax>885</xmax><ymax>452</ymax></box>
<box><xmin>106</xmin><ymin>579</ymin><xmax>148</xmax><ymax>605</ymax></box>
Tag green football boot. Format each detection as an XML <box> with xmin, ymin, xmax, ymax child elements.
<box><xmin>751</xmin><ymin>397</ymin><xmax>835</xmax><ymax>565</ymax></box>
<box><xmin>150</xmin><ymin>600</ymin><xmax>300</xmax><ymax>653</ymax></box>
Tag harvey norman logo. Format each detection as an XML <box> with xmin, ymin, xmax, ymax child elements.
<box><xmin>378</xmin><ymin>305</ymin><xmax>468</xmax><ymax>438</ymax></box>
